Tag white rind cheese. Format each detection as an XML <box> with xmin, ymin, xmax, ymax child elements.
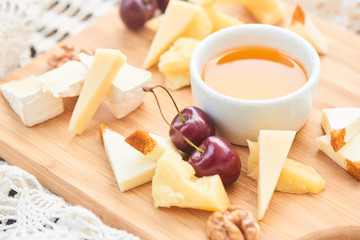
<box><xmin>101</xmin><ymin>126</ymin><xmax>157</xmax><ymax>192</ymax></box>
<box><xmin>40</xmin><ymin>60</ymin><xmax>88</xmax><ymax>98</ymax></box>
<box><xmin>106</xmin><ymin>64</ymin><xmax>151</xmax><ymax>119</ymax></box>
<box><xmin>1</xmin><ymin>76</ymin><xmax>64</xmax><ymax>127</ymax></box>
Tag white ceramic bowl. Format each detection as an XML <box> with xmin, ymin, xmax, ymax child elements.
<box><xmin>190</xmin><ymin>24</ymin><xmax>320</xmax><ymax>146</ymax></box>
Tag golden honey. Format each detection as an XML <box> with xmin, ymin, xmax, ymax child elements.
<box><xmin>202</xmin><ymin>46</ymin><xmax>307</xmax><ymax>100</ymax></box>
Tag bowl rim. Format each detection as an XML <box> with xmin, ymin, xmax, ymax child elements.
<box><xmin>190</xmin><ymin>24</ymin><xmax>321</xmax><ymax>106</ymax></box>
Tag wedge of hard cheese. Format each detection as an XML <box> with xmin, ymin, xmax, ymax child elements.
<box><xmin>125</xmin><ymin>130</ymin><xmax>178</xmax><ymax>162</ymax></box>
<box><xmin>69</xmin><ymin>49</ymin><xmax>126</xmax><ymax>134</ymax></box>
<box><xmin>258</xmin><ymin>130</ymin><xmax>296</xmax><ymax>220</ymax></box>
<box><xmin>1</xmin><ymin>76</ymin><xmax>64</xmax><ymax>127</ymax></box>
<box><xmin>100</xmin><ymin>124</ymin><xmax>157</xmax><ymax>192</ymax></box>
<box><xmin>321</xmin><ymin>108</ymin><xmax>360</xmax><ymax>152</ymax></box>
<box><xmin>289</xmin><ymin>5</ymin><xmax>328</xmax><ymax>55</ymax></box>
<box><xmin>143</xmin><ymin>0</ymin><xmax>200</xmax><ymax>69</ymax></box>
<box><xmin>317</xmin><ymin>134</ymin><xmax>360</xmax><ymax>181</ymax></box>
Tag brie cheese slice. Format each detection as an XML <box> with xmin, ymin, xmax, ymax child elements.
<box><xmin>39</xmin><ymin>60</ymin><xmax>88</xmax><ymax>98</ymax></box>
<box><xmin>1</xmin><ymin>76</ymin><xmax>64</xmax><ymax>127</ymax></box>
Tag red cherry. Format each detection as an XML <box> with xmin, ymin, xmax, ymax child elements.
<box><xmin>120</xmin><ymin>0</ymin><xmax>157</xmax><ymax>30</ymax></box>
<box><xmin>170</xmin><ymin>106</ymin><xmax>215</xmax><ymax>155</ymax></box>
<box><xmin>189</xmin><ymin>136</ymin><xmax>241</xmax><ymax>186</ymax></box>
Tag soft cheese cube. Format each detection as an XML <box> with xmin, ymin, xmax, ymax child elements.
<box><xmin>1</xmin><ymin>76</ymin><xmax>64</xmax><ymax>127</ymax></box>
<box><xmin>39</xmin><ymin>60</ymin><xmax>88</xmax><ymax>98</ymax></box>
<box><xmin>158</xmin><ymin>37</ymin><xmax>200</xmax><ymax>90</ymax></box>
<box><xmin>106</xmin><ymin>64</ymin><xmax>151</xmax><ymax>119</ymax></box>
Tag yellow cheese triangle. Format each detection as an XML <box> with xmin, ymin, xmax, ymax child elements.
<box><xmin>258</xmin><ymin>130</ymin><xmax>296</xmax><ymax>220</ymax></box>
<box><xmin>143</xmin><ymin>0</ymin><xmax>200</xmax><ymax>69</ymax></box>
<box><xmin>289</xmin><ymin>5</ymin><xmax>327</xmax><ymax>55</ymax></box>
<box><xmin>69</xmin><ymin>49</ymin><xmax>126</xmax><ymax>134</ymax></box>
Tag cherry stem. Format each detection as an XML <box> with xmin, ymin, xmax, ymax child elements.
<box><xmin>144</xmin><ymin>85</ymin><xmax>186</xmax><ymax>123</ymax></box>
<box><xmin>143</xmin><ymin>86</ymin><xmax>204</xmax><ymax>154</ymax></box>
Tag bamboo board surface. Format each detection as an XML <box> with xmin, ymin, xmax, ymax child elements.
<box><xmin>1</xmin><ymin>5</ymin><xmax>360</xmax><ymax>240</ymax></box>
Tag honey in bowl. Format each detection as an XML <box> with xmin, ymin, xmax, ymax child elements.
<box><xmin>202</xmin><ymin>46</ymin><xmax>308</xmax><ymax>100</ymax></box>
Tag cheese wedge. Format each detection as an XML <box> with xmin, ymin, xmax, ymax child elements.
<box><xmin>152</xmin><ymin>150</ymin><xmax>230</xmax><ymax>212</ymax></box>
<box><xmin>79</xmin><ymin>53</ymin><xmax>151</xmax><ymax>119</ymax></box>
<box><xmin>258</xmin><ymin>130</ymin><xmax>296</xmax><ymax>220</ymax></box>
<box><xmin>317</xmin><ymin>135</ymin><xmax>360</xmax><ymax>181</ymax></box>
<box><xmin>214</xmin><ymin>0</ymin><xmax>285</xmax><ymax>25</ymax></box>
<box><xmin>289</xmin><ymin>5</ymin><xmax>328</xmax><ymax>55</ymax></box>
<box><xmin>125</xmin><ymin>130</ymin><xmax>178</xmax><ymax>162</ymax></box>
<box><xmin>143</xmin><ymin>0</ymin><xmax>200</xmax><ymax>69</ymax></box>
<box><xmin>248</xmin><ymin>140</ymin><xmax>325</xmax><ymax>194</ymax></box>
<box><xmin>100</xmin><ymin>124</ymin><xmax>157</xmax><ymax>192</ymax></box>
<box><xmin>203</xmin><ymin>5</ymin><xmax>244</xmax><ymax>32</ymax></box>
<box><xmin>321</xmin><ymin>108</ymin><xmax>360</xmax><ymax>152</ymax></box>
<box><xmin>1</xmin><ymin>76</ymin><xmax>64</xmax><ymax>127</ymax></box>
<box><xmin>145</xmin><ymin>14</ymin><xmax>164</xmax><ymax>32</ymax></box>
<box><xmin>69</xmin><ymin>49</ymin><xmax>126</xmax><ymax>134</ymax></box>
<box><xmin>40</xmin><ymin>60</ymin><xmax>88</xmax><ymax>98</ymax></box>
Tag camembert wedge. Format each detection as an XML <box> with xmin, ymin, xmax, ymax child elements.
<box><xmin>258</xmin><ymin>130</ymin><xmax>296</xmax><ymax>220</ymax></box>
<box><xmin>125</xmin><ymin>130</ymin><xmax>178</xmax><ymax>162</ymax></box>
<box><xmin>152</xmin><ymin>151</ymin><xmax>230</xmax><ymax>212</ymax></box>
<box><xmin>1</xmin><ymin>76</ymin><xmax>64</xmax><ymax>127</ymax></box>
<box><xmin>100</xmin><ymin>124</ymin><xmax>157</xmax><ymax>192</ymax></box>
<box><xmin>321</xmin><ymin>108</ymin><xmax>360</xmax><ymax>152</ymax></box>
<box><xmin>317</xmin><ymin>134</ymin><xmax>360</xmax><ymax>181</ymax></box>
<box><xmin>69</xmin><ymin>49</ymin><xmax>126</xmax><ymax>134</ymax></box>
<box><xmin>143</xmin><ymin>0</ymin><xmax>200</xmax><ymax>69</ymax></box>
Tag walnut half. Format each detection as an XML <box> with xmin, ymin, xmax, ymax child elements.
<box><xmin>207</xmin><ymin>205</ymin><xmax>260</xmax><ymax>240</ymax></box>
<box><xmin>47</xmin><ymin>44</ymin><xmax>95</xmax><ymax>69</ymax></box>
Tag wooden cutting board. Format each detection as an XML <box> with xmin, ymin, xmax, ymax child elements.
<box><xmin>1</xmin><ymin>6</ymin><xmax>360</xmax><ymax>240</ymax></box>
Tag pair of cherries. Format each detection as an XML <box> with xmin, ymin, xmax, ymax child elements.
<box><xmin>144</xmin><ymin>86</ymin><xmax>241</xmax><ymax>186</ymax></box>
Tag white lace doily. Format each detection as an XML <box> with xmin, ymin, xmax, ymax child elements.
<box><xmin>0</xmin><ymin>164</ymin><xmax>140</xmax><ymax>240</ymax></box>
<box><xmin>0</xmin><ymin>0</ymin><xmax>119</xmax><ymax>78</ymax></box>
